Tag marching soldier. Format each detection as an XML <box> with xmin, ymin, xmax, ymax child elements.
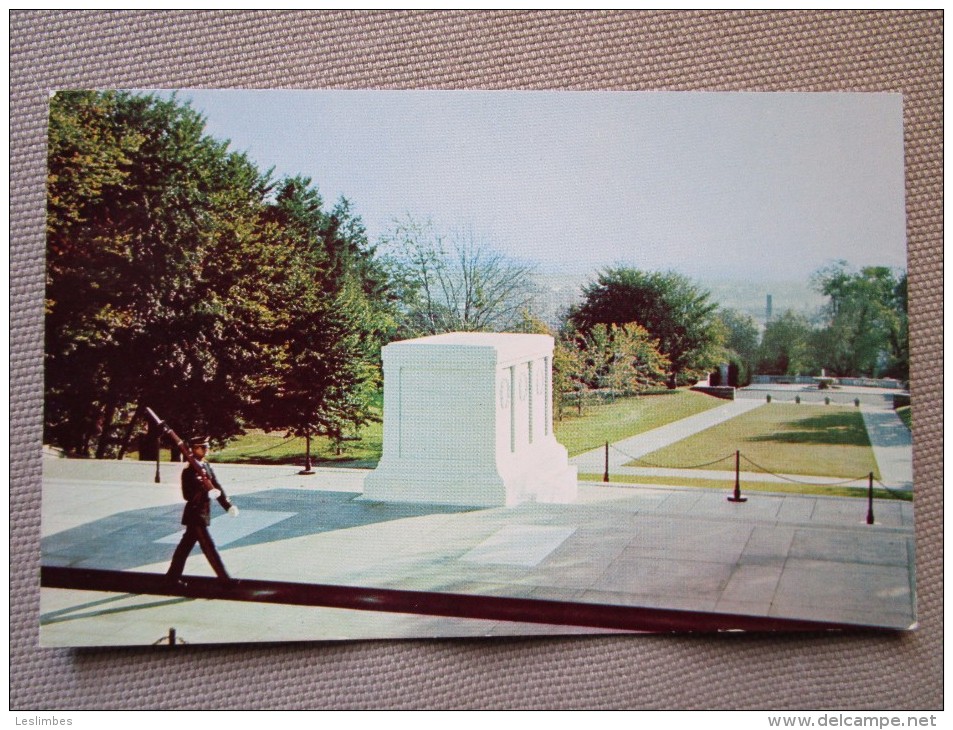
<box><xmin>166</xmin><ymin>435</ymin><xmax>240</xmax><ymax>584</ymax></box>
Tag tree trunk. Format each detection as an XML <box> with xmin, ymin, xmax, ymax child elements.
<box><xmin>77</xmin><ymin>402</ymin><xmax>100</xmax><ymax>457</ymax></box>
<box><xmin>94</xmin><ymin>399</ymin><xmax>117</xmax><ymax>459</ymax></box>
<box><xmin>116</xmin><ymin>402</ymin><xmax>144</xmax><ymax>460</ymax></box>
<box><xmin>78</xmin><ymin>422</ymin><xmax>92</xmax><ymax>458</ymax></box>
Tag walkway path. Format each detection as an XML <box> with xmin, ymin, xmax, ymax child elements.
<box><xmin>569</xmin><ymin>395</ymin><xmax>913</xmax><ymax>492</ymax></box>
<box><xmin>570</xmin><ymin>399</ymin><xmax>763</xmax><ymax>472</ymax></box>
<box><xmin>860</xmin><ymin>406</ymin><xmax>913</xmax><ymax>489</ymax></box>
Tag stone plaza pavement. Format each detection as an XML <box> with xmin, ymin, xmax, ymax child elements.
<box><xmin>39</xmin><ymin>455</ymin><xmax>916</xmax><ymax>647</ymax></box>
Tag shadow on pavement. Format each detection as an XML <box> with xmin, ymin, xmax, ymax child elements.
<box><xmin>41</xmin><ymin>489</ymin><xmax>475</xmax><ymax>572</ymax></box>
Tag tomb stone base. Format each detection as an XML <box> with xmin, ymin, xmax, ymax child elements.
<box><xmin>363</xmin><ymin>332</ymin><xmax>577</xmax><ymax>507</ymax></box>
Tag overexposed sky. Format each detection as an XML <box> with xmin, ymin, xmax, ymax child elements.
<box><xmin>169</xmin><ymin>90</ymin><xmax>906</xmax><ymax>282</ymax></box>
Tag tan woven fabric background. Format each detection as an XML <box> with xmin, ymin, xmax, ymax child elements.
<box><xmin>10</xmin><ymin>10</ymin><xmax>942</xmax><ymax>710</ymax></box>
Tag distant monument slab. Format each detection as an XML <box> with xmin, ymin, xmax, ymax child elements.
<box><xmin>363</xmin><ymin>332</ymin><xmax>578</xmax><ymax>507</ymax></box>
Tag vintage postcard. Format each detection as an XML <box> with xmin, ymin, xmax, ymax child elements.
<box><xmin>40</xmin><ymin>91</ymin><xmax>912</xmax><ymax>646</ymax></box>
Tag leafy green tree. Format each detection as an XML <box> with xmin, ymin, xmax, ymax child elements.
<box><xmin>517</xmin><ymin>311</ymin><xmax>669</xmax><ymax>417</ymax></box>
<box><xmin>45</xmin><ymin>92</ymin><xmax>391</xmax><ymax>461</ymax></box>
<box><xmin>885</xmin><ymin>272</ymin><xmax>909</xmax><ymax>381</ymax></box>
<box><xmin>717</xmin><ymin>308</ymin><xmax>760</xmax><ymax>386</ymax></box>
<box><xmin>553</xmin><ymin>333</ymin><xmax>588</xmax><ymax>418</ymax></box>
<box><xmin>46</xmin><ymin>91</ymin><xmax>274</xmax><ymax>456</ymax></box>
<box><xmin>249</xmin><ymin>177</ymin><xmax>391</xmax><ymax>463</ymax></box>
<box><xmin>810</xmin><ymin>262</ymin><xmax>908</xmax><ymax>379</ymax></box>
<box><xmin>381</xmin><ymin>217</ymin><xmax>538</xmax><ymax>337</ymax></box>
<box><xmin>46</xmin><ymin>91</ymin><xmax>142</xmax><ymax>455</ymax></box>
<box><xmin>568</xmin><ymin>268</ymin><xmax>723</xmax><ymax>388</ymax></box>
<box><xmin>756</xmin><ymin>310</ymin><xmax>815</xmax><ymax>376</ymax></box>
<box><xmin>578</xmin><ymin>323</ymin><xmax>670</xmax><ymax>398</ymax></box>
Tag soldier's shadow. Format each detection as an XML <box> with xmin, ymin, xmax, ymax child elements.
<box><xmin>41</xmin><ymin>488</ymin><xmax>474</xmax><ymax>572</ymax></box>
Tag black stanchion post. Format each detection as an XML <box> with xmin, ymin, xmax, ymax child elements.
<box><xmin>728</xmin><ymin>449</ymin><xmax>747</xmax><ymax>503</ymax></box>
<box><xmin>603</xmin><ymin>441</ymin><xmax>610</xmax><ymax>483</ymax></box>
<box><xmin>299</xmin><ymin>431</ymin><xmax>315</xmax><ymax>475</ymax></box>
<box><xmin>168</xmin><ymin>628</ymin><xmax>176</xmax><ymax>647</ymax></box>
<box><xmin>866</xmin><ymin>472</ymin><xmax>875</xmax><ymax>525</ymax></box>
<box><xmin>154</xmin><ymin>433</ymin><xmax>161</xmax><ymax>484</ymax></box>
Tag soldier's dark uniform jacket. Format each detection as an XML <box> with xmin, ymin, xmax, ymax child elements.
<box><xmin>181</xmin><ymin>461</ymin><xmax>234</xmax><ymax>526</ymax></box>
<box><xmin>166</xmin><ymin>457</ymin><xmax>235</xmax><ymax>581</ymax></box>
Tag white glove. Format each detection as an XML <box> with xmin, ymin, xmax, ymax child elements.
<box><xmin>208</xmin><ymin>489</ymin><xmax>222</xmax><ymax>499</ymax></box>
<box><xmin>228</xmin><ymin>505</ymin><xmax>240</xmax><ymax>518</ymax></box>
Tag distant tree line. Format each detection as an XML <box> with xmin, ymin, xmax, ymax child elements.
<box><xmin>46</xmin><ymin>91</ymin><xmax>908</xmax><ymax>457</ymax></box>
<box><xmin>729</xmin><ymin>263</ymin><xmax>908</xmax><ymax>383</ymax></box>
<box><xmin>516</xmin><ymin>261</ymin><xmax>908</xmax><ymax>420</ymax></box>
<box><xmin>520</xmin><ymin>269</ymin><xmax>724</xmax><ymax>418</ymax></box>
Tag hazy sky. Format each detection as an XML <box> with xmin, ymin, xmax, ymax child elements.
<box><xmin>169</xmin><ymin>90</ymin><xmax>906</xmax><ymax>282</ymax></box>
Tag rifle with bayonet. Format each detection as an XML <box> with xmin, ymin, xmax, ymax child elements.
<box><xmin>144</xmin><ymin>406</ymin><xmax>217</xmax><ymax>493</ymax></box>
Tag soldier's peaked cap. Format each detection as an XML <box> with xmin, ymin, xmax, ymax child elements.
<box><xmin>189</xmin><ymin>436</ymin><xmax>211</xmax><ymax>447</ymax></box>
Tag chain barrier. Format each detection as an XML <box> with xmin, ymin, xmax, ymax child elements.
<box><xmin>217</xmin><ymin>469</ymin><xmax>318</xmax><ymax>486</ymax></box>
<box><xmin>152</xmin><ymin>627</ymin><xmax>186</xmax><ymax>646</ymax></box>
<box><xmin>874</xmin><ymin>478</ymin><xmax>912</xmax><ymax>500</ymax></box>
<box><xmin>567</xmin><ymin>442</ymin><xmax>608</xmax><ymax>457</ymax></box>
<box><xmin>159</xmin><ymin>459</ymin><xmax>329</xmax><ymax>487</ymax></box>
<box><xmin>738</xmin><ymin>454</ymin><xmax>871</xmax><ymax>487</ymax></box>
<box><xmin>609</xmin><ymin>444</ymin><xmax>735</xmax><ymax>471</ymax></box>
<box><xmin>584</xmin><ymin>441</ymin><xmax>910</xmax><ymax>500</ymax></box>
<box><xmin>224</xmin><ymin>435</ymin><xmax>301</xmax><ymax>456</ymax></box>
<box><xmin>575</xmin><ymin>440</ymin><xmax>873</xmax><ymax>485</ymax></box>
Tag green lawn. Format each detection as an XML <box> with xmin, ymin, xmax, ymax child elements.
<box><xmin>209</xmin><ymin>421</ymin><xmax>383</xmax><ymax>468</ymax></box>
<box><xmin>554</xmin><ymin>389</ymin><xmax>725</xmax><ymax>457</ymax></box>
<box><xmin>207</xmin><ymin>393</ymin><xmax>384</xmax><ymax>468</ymax></box>
<box><xmin>203</xmin><ymin>388</ymin><xmax>722</xmax><ymax>466</ymax></box>
<box><xmin>167</xmin><ymin>394</ymin><xmax>882</xmax><ymax>483</ymax></box>
<box><xmin>629</xmin><ymin>403</ymin><xmax>880</xmax><ymax>480</ymax></box>
<box><xmin>896</xmin><ymin>405</ymin><xmax>912</xmax><ymax>430</ymax></box>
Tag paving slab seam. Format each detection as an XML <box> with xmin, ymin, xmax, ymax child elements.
<box><xmin>585</xmin><ymin>512</ymin><xmax>914</xmax><ymax>537</ymax></box>
<box><xmin>40</xmin><ymin>450</ymin><xmax>916</xmax><ymax>639</ymax></box>
<box><xmin>586</xmin><ymin>489</ymin><xmax>912</xmax><ymax>514</ymax></box>
<box><xmin>763</xmin><ymin>525</ymin><xmax>799</xmax><ymax>619</ymax></box>
<box><xmin>716</xmin><ymin>528</ymin><xmax>786</xmax><ymax>615</ymax></box>
<box><xmin>575</xmin><ymin>490</ymin><xmax>912</xmax><ymax>534</ymax></box>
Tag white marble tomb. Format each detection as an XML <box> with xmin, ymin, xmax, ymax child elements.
<box><xmin>363</xmin><ymin>332</ymin><xmax>578</xmax><ymax>507</ymax></box>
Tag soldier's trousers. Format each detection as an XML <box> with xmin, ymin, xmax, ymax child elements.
<box><xmin>166</xmin><ymin>523</ymin><xmax>231</xmax><ymax>580</ymax></box>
